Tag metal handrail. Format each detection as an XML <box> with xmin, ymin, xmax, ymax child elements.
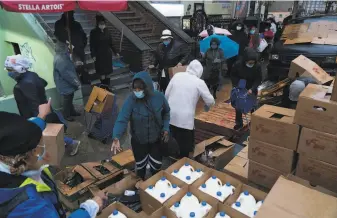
<box><xmin>33</xmin><ymin>13</ymin><xmax>56</xmax><ymax>49</ymax></box>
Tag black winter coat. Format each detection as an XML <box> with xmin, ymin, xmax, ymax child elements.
<box><xmin>90</xmin><ymin>27</ymin><xmax>116</xmax><ymax>76</ymax></box>
<box><xmin>229</xmin><ymin>21</ymin><xmax>249</xmax><ymax>56</ymax></box>
<box><xmin>152</xmin><ymin>39</ymin><xmax>189</xmax><ymax>79</ymax></box>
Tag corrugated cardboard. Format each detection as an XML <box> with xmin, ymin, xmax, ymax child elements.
<box><xmin>193</xmin><ymin>136</ymin><xmax>225</xmax><ymax>157</ymax></box>
<box><xmin>250</xmin><ymin>105</ymin><xmax>300</xmax><ymax>151</ymax></box>
<box><xmin>85</xmin><ymin>86</ymin><xmax>114</xmax><ymax>113</ymax></box>
<box><xmin>331</xmin><ymin>77</ymin><xmax>337</xmax><ymax>101</ymax></box>
<box><xmin>226</xmin><ymin>184</ymin><xmax>267</xmax><ymax>206</ymax></box>
<box><xmin>81</xmin><ymin>162</ymin><xmax>121</xmax><ymax>180</ymax></box>
<box><xmin>255</xmin><ymin>176</ymin><xmax>337</xmax><ymax>218</ymax></box>
<box><xmin>288</xmin><ymin>55</ymin><xmax>333</xmax><ymax>84</ymax></box>
<box><xmin>248</xmin><ymin>160</ymin><xmax>286</xmax><ymax>189</ymax></box>
<box><xmin>191</xmin><ymin>169</ymin><xmax>242</xmax><ymax>203</ymax></box>
<box><xmin>150</xmin><ymin>207</ymin><xmax>176</xmax><ymax>218</ymax></box>
<box><xmin>223</xmin><ymin>156</ymin><xmax>249</xmax><ymax>184</ymax></box>
<box><xmin>111</xmin><ymin>149</ymin><xmax>135</xmax><ymax>167</ymax></box>
<box><xmin>294</xmin><ymin>84</ymin><xmax>337</xmax><ymax>134</ymax></box>
<box><xmin>168</xmin><ymin>65</ymin><xmax>187</xmax><ymax>78</ymax></box>
<box><xmin>296</xmin><ymin>155</ymin><xmax>337</xmax><ymax>193</ymax></box>
<box><xmin>248</xmin><ymin>138</ymin><xmax>296</xmax><ymax>173</ymax></box>
<box><xmin>97</xmin><ymin>202</ymin><xmax>138</xmax><ymax>218</ymax></box>
<box><xmin>42</xmin><ymin>124</ymin><xmax>64</xmax><ymax>166</ymax></box>
<box><xmin>298</xmin><ymin>127</ymin><xmax>337</xmax><ymax>166</ymax></box>
<box><xmin>237</xmin><ymin>146</ymin><xmax>248</xmax><ymax>159</ymax></box>
<box><xmin>165</xmin><ymin>157</ymin><xmax>211</xmax><ymax>184</ymax></box>
<box><xmin>139</xmin><ymin>171</ymin><xmax>187</xmax><ymax>214</ymax></box>
<box><xmin>286</xmin><ymin>175</ymin><xmax>337</xmax><ymax>198</ymax></box>
<box><xmin>206</xmin><ymin>203</ymin><xmax>249</xmax><ymax>218</ymax></box>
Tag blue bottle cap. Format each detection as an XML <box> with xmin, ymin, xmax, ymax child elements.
<box><xmin>172</xmin><ymin>184</ymin><xmax>178</xmax><ymax>188</ymax></box>
<box><xmin>173</xmin><ymin>169</ymin><xmax>179</xmax><ymax>173</ymax></box>
<box><xmin>226</xmin><ymin>182</ymin><xmax>231</xmax><ymax>186</ymax></box>
<box><xmin>254</xmin><ymin>211</ymin><xmax>257</xmax><ymax>215</ymax></box>
<box><xmin>261</xmin><ymin>200</ymin><xmax>264</xmax><ymax>203</ymax></box>
<box><xmin>244</xmin><ymin>191</ymin><xmax>249</xmax><ymax>196</ymax></box>
<box><xmin>220</xmin><ymin>212</ymin><xmax>226</xmax><ymax>217</ymax></box>
<box><xmin>190</xmin><ymin>212</ymin><xmax>195</xmax><ymax>217</ymax></box>
<box><xmin>185</xmin><ymin>163</ymin><xmax>190</xmax><ymax>166</ymax></box>
<box><xmin>201</xmin><ymin>201</ymin><xmax>207</xmax><ymax>206</ymax></box>
<box><xmin>235</xmin><ymin>202</ymin><xmax>241</xmax><ymax>207</ymax></box>
<box><xmin>212</xmin><ymin>175</ymin><xmax>217</xmax><ymax>179</ymax></box>
<box><xmin>217</xmin><ymin>191</ymin><xmax>222</xmax><ymax>196</ymax></box>
<box><xmin>196</xmin><ymin>169</ymin><xmax>201</xmax><ymax>172</ymax></box>
<box><xmin>187</xmin><ymin>192</ymin><xmax>192</xmax><ymax>197</ymax></box>
<box><xmin>148</xmin><ymin>185</ymin><xmax>153</xmax><ymax>189</ymax></box>
<box><xmin>112</xmin><ymin>210</ymin><xmax>118</xmax><ymax>215</ymax></box>
<box><xmin>201</xmin><ymin>184</ymin><xmax>207</xmax><ymax>188</ymax></box>
<box><xmin>174</xmin><ymin>202</ymin><xmax>180</xmax><ymax>207</ymax></box>
<box><xmin>161</xmin><ymin>176</ymin><xmax>166</xmax><ymax>181</ymax></box>
<box><xmin>162</xmin><ymin>216</ymin><xmax>167</xmax><ymax>218</ymax></box>
<box><xmin>160</xmin><ymin>193</ymin><xmax>165</xmax><ymax>198</ymax></box>
<box><xmin>186</xmin><ymin>176</ymin><xmax>191</xmax><ymax>180</ymax></box>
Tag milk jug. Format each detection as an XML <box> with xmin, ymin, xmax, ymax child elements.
<box><xmin>180</xmin><ymin>192</ymin><xmax>200</xmax><ymax>207</ymax></box>
<box><xmin>215</xmin><ymin>211</ymin><xmax>231</xmax><ymax>218</ymax></box>
<box><xmin>255</xmin><ymin>200</ymin><xmax>263</xmax><ymax>211</ymax></box>
<box><xmin>199</xmin><ymin>201</ymin><xmax>212</xmax><ymax>217</ymax></box>
<box><xmin>155</xmin><ymin>177</ymin><xmax>172</xmax><ymax>191</ymax></box>
<box><xmin>170</xmin><ymin>184</ymin><xmax>180</xmax><ymax>195</ymax></box>
<box><xmin>170</xmin><ymin>202</ymin><xmax>181</xmax><ymax>216</ymax></box>
<box><xmin>218</xmin><ymin>182</ymin><xmax>235</xmax><ymax>202</ymax></box>
<box><xmin>145</xmin><ymin>185</ymin><xmax>156</xmax><ymax>196</ymax></box>
<box><xmin>205</xmin><ymin>176</ymin><xmax>223</xmax><ymax>188</ymax></box>
<box><xmin>231</xmin><ymin>202</ymin><xmax>251</xmax><ymax>217</ymax></box>
<box><xmin>252</xmin><ymin>211</ymin><xmax>258</xmax><ymax>218</ymax></box>
<box><xmin>108</xmin><ymin>210</ymin><xmax>127</xmax><ymax>218</ymax></box>
<box><xmin>236</xmin><ymin>191</ymin><xmax>256</xmax><ymax>214</ymax></box>
<box><xmin>191</xmin><ymin>168</ymin><xmax>204</xmax><ymax>180</ymax></box>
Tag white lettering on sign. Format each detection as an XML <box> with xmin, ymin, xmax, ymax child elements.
<box><xmin>18</xmin><ymin>4</ymin><xmax>64</xmax><ymax>11</ymax></box>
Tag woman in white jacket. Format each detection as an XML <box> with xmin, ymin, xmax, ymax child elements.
<box><xmin>165</xmin><ymin>60</ymin><xmax>215</xmax><ymax>157</ymax></box>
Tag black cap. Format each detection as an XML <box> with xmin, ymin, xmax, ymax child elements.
<box><xmin>0</xmin><ymin>112</ymin><xmax>42</xmax><ymax>156</ymax></box>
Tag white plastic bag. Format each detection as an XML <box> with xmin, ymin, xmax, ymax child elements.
<box><xmin>257</xmin><ymin>39</ymin><xmax>268</xmax><ymax>52</ymax></box>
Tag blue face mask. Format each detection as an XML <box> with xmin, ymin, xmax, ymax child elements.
<box><xmin>8</xmin><ymin>71</ymin><xmax>18</xmax><ymax>80</ymax></box>
<box><xmin>134</xmin><ymin>90</ymin><xmax>145</xmax><ymax>99</ymax></box>
<box><xmin>246</xmin><ymin>63</ymin><xmax>255</xmax><ymax>68</ymax></box>
<box><xmin>163</xmin><ymin>41</ymin><xmax>170</xmax><ymax>46</ymax></box>
<box><xmin>211</xmin><ymin>44</ymin><xmax>218</xmax><ymax>49</ymax></box>
<box><xmin>250</xmin><ymin>30</ymin><xmax>255</xmax><ymax>35</ymax></box>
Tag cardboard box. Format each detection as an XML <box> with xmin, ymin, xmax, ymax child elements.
<box><xmin>151</xmin><ymin>207</ymin><xmax>177</xmax><ymax>218</ymax></box>
<box><xmin>164</xmin><ymin>185</ymin><xmax>218</xmax><ymax>215</ymax></box>
<box><xmin>255</xmin><ymin>176</ymin><xmax>337</xmax><ymax>218</ymax></box>
<box><xmin>165</xmin><ymin>157</ymin><xmax>211</xmax><ymax>184</ymax></box>
<box><xmin>298</xmin><ymin>127</ymin><xmax>337</xmax><ymax>166</ymax></box>
<box><xmin>81</xmin><ymin>161</ymin><xmax>121</xmax><ymax>180</ymax></box>
<box><xmin>192</xmin><ymin>169</ymin><xmax>243</xmax><ymax>203</ymax></box>
<box><xmin>248</xmin><ymin>138</ymin><xmax>296</xmax><ymax>173</ymax></box>
<box><xmin>223</xmin><ymin>156</ymin><xmax>249</xmax><ymax>184</ymax></box>
<box><xmin>331</xmin><ymin>77</ymin><xmax>337</xmax><ymax>101</ymax></box>
<box><xmin>206</xmin><ymin>203</ymin><xmax>249</xmax><ymax>218</ymax></box>
<box><xmin>85</xmin><ymin>86</ymin><xmax>114</xmax><ymax>113</ymax></box>
<box><xmin>97</xmin><ymin>202</ymin><xmax>138</xmax><ymax>218</ymax></box>
<box><xmin>42</xmin><ymin>124</ymin><xmax>65</xmax><ymax>166</ymax></box>
<box><xmin>111</xmin><ymin>149</ymin><xmax>135</xmax><ymax>167</ymax></box>
<box><xmin>294</xmin><ymin>84</ymin><xmax>337</xmax><ymax>134</ymax></box>
<box><xmin>250</xmin><ymin>105</ymin><xmax>300</xmax><ymax>151</ymax></box>
<box><xmin>168</xmin><ymin>65</ymin><xmax>187</xmax><ymax>78</ymax></box>
<box><xmin>226</xmin><ymin>183</ymin><xmax>267</xmax><ymax>206</ymax></box>
<box><xmin>237</xmin><ymin>146</ymin><xmax>248</xmax><ymax>159</ymax></box>
<box><xmin>296</xmin><ymin>155</ymin><xmax>337</xmax><ymax>193</ymax></box>
<box><xmin>286</xmin><ymin>174</ymin><xmax>337</xmax><ymax>198</ymax></box>
<box><xmin>139</xmin><ymin>171</ymin><xmax>186</xmax><ymax>215</ymax></box>
<box><xmin>288</xmin><ymin>55</ymin><xmax>333</xmax><ymax>84</ymax></box>
<box><xmin>248</xmin><ymin>160</ymin><xmax>286</xmax><ymax>189</ymax></box>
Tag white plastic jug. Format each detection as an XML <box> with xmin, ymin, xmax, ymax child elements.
<box><xmin>215</xmin><ymin>211</ymin><xmax>231</xmax><ymax>218</ymax></box>
<box><xmin>199</xmin><ymin>201</ymin><xmax>212</xmax><ymax>217</ymax></box>
<box><xmin>180</xmin><ymin>211</ymin><xmax>202</xmax><ymax>218</ymax></box>
<box><xmin>235</xmin><ymin>191</ymin><xmax>256</xmax><ymax>216</ymax></box>
<box><xmin>205</xmin><ymin>176</ymin><xmax>223</xmax><ymax>188</ymax></box>
<box><xmin>231</xmin><ymin>202</ymin><xmax>251</xmax><ymax>217</ymax></box>
<box><xmin>170</xmin><ymin>183</ymin><xmax>181</xmax><ymax>195</ymax></box>
<box><xmin>191</xmin><ymin>169</ymin><xmax>204</xmax><ymax>180</ymax></box>
<box><xmin>255</xmin><ymin>200</ymin><xmax>263</xmax><ymax>211</ymax></box>
<box><xmin>155</xmin><ymin>176</ymin><xmax>172</xmax><ymax>191</ymax></box>
<box><xmin>145</xmin><ymin>185</ymin><xmax>156</xmax><ymax>196</ymax></box>
<box><xmin>108</xmin><ymin>210</ymin><xmax>127</xmax><ymax>218</ymax></box>
<box><xmin>170</xmin><ymin>202</ymin><xmax>181</xmax><ymax>217</ymax></box>
<box><xmin>218</xmin><ymin>182</ymin><xmax>235</xmax><ymax>202</ymax></box>
<box><xmin>180</xmin><ymin>192</ymin><xmax>200</xmax><ymax>208</ymax></box>
<box><xmin>177</xmin><ymin>163</ymin><xmax>195</xmax><ymax>179</ymax></box>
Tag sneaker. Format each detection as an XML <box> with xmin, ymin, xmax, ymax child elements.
<box><xmin>234</xmin><ymin>124</ymin><xmax>243</xmax><ymax>131</ymax></box>
<box><xmin>69</xmin><ymin>140</ymin><xmax>80</xmax><ymax>156</ymax></box>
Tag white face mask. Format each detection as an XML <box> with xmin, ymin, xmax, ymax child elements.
<box><xmin>236</xmin><ymin>26</ymin><xmax>242</xmax><ymax>31</ymax></box>
<box><xmin>99</xmin><ymin>24</ymin><xmax>105</xmax><ymax>30</ymax></box>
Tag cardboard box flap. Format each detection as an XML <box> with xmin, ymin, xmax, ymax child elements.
<box><xmin>217</xmin><ymin>139</ymin><xmax>234</xmax><ymax>147</ymax></box>
<box><xmin>253</xmin><ymin>105</ymin><xmax>295</xmax><ymax>124</ymax></box>
<box><xmin>300</xmin><ymin>84</ymin><xmax>333</xmax><ymax>102</ymax></box>
<box><xmin>231</xmin><ymin>156</ymin><xmax>248</xmax><ymax>168</ymax></box>
<box><xmin>193</xmin><ymin>136</ymin><xmax>224</xmax><ymax>157</ymax></box>
<box><xmin>85</xmin><ymin>86</ymin><xmax>114</xmax><ymax>113</ymax></box>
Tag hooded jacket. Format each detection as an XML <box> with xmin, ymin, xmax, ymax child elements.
<box><xmin>113</xmin><ymin>72</ymin><xmax>170</xmax><ymax>144</ymax></box>
<box><xmin>229</xmin><ymin>21</ymin><xmax>249</xmax><ymax>56</ymax></box>
<box><xmin>53</xmin><ymin>41</ymin><xmax>81</xmax><ymax>95</ymax></box>
<box><xmin>231</xmin><ymin>48</ymin><xmax>262</xmax><ymax>94</ymax></box>
<box><xmin>165</xmin><ymin>60</ymin><xmax>215</xmax><ymax>130</ymax></box>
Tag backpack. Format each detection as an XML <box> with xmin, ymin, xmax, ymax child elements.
<box><xmin>231</xmin><ymin>79</ymin><xmax>256</xmax><ymax>114</ymax></box>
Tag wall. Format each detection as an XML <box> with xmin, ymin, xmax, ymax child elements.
<box><xmin>182</xmin><ymin>1</ymin><xmax>234</xmax><ymax>16</ymax></box>
<box><xmin>269</xmin><ymin>1</ymin><xmax>293</xmax><ymax>13</ymax></box>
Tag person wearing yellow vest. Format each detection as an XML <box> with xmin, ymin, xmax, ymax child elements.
<box><xmin>0</xmin><ymin>102</ymin><xmax>107</xmax><ymax>217</ymax></box>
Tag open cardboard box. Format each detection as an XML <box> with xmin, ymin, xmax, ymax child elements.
<box><xmin>81</xmin><ymin>161</ymin><xmax>121</xmax><ymax>180</ymax></box>
<box><xmin>191</xmin><ymin>169</ymin><xmax>243</xmax><ymax>203</ymax></box>
<box><xmin>97</xmin><ymin>202</ymin><xmax>138</xmax><ymax>218</ymax></box>
<box><xmin>294</xmin><ymin>84</ymin><xmax>337</xmax><ymax>134</ymax></box>
<box><xmin>41</xmin><ymin>123</ymin><xmax>65</xmax><ymax>166</ymax></box>
<box><xmin>54</xmin><ymin>165</ymin><xmax>96</xmax><ymax>201</ymax></box>
<box><xmin>111</xmin><ymin>149</ymin><xmax>135</xmax><ymax>168</ymax></box>
<box><xmin>139</xmin><ymin>170</ymin><xmax>187</xmax><ymax>215</ymax></box>
<box><xmin>206</xmin><ymin>203</ymin><xmax>249</xmax><ymax>218</ymax></box>
<box><xmin>164</xmin><ymin>185</ymin><xmax>218</xmax><ymax>217</ymax></box>
<box><xmin>250</xmin><ymin>105</ymin><xmax>300</xmax><ymax>151</ymax></box>
<box><xmin>165</xmin><ymin>157</ymin><xmax>211</xmax><ymax>185</ymax></box>
<box><xmin>226</xmin><ymin>184</ymin><xmax>267</xmax><ymax>207</ymax></box>
<box><xmin>85</xmin><ymin>86</ymin><xmax>114</xmax><ymax>113</ymax></box>
<box><xmin>151</xmin><ymin>207</ymin><xmax>177</xmax><ymax>218</ymax></box>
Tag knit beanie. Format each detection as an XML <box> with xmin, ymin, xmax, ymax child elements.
<box><xmin>289</xmin><ymin>80</ymin><xmax>306</xmax><ymax>102</ymax></box>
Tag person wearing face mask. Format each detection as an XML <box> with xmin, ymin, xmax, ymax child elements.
<box><xmin>4</xmin><ymin>55</ymin><xmax>81</xmax><ymax>156</ymax></box>
<box><xmin>248</xmin><ymin>26</ymin><xmax>261</xmax><ymax>51</ymax></box>
<box><xmin>201</xmin><ymin>37</ymin><xmax>225</xmax><ymax>99</ymax></box>
<box><xmin>227</xmin><ymin>21</ymin><xmax>249</xmax><ymax>76</ymax></box>
<box><xmin>231</xmin><ymin>48</ymin><xmax>262</xmax><ymax>130</ymax></box>
<box><xmin>111</xmin><ymin>71</ymin><xmax>170</xmax><ymax>179</ymax></box>
<box><xmin>90</xmin><ymin>15</ymin><xmax>118</xmax><ymax>87</ymax></box>
<box><xmin>149</xmin><ymin>29</ymin><xmax>190</xmax><ymax>93</ymax></box>
<box><xmin>0</xmin><ymin>105</ymin><xmax>107</xmax><ymax>217</ymax></box>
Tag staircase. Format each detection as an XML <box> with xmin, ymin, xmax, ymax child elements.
<box><xmin>34</xmin><ymin>11</ymin><xmax>133</xmax><ymax>91</ymax></box>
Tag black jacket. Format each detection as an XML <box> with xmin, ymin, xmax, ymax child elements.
<box><xmin>231</xmin><ymin>48</ymin><xmax>262</xmax><ymax>94</ymax></box>
<box><xmin>229</xmin><ymin>21</ymin><xmax>249</xmax><ymax>56</ymax></box>
<box><xmin>152</xmin><ymin>39</ymin><xmax>190</xmax><ymax>78</ymax></box>
<box><xmin>13</xmin><ymin>71</ymin><xmax>48</xmax><ymax>119</ymax></box>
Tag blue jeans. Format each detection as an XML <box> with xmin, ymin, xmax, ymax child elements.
<box><xmin>64</xmin><ymin>137</ymin><xmax>73</xmax><ymax>145</ymax></box>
